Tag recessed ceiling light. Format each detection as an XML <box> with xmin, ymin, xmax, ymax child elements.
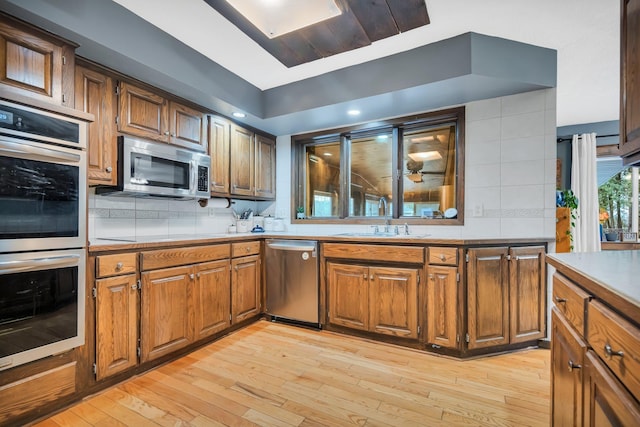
<box><xmin>225</xmin><ymin>0</ymin><xmax>341</xmax><ymax>39</ymax></box>
<box><xmin>232</xmin><ymin>112</ymin><xmax>246</xmax><ymax>118</ymax></box>
<box><xmin>347</xmin><ymin>109</ymin><xmax>360</xmax><ymax>116</ymax></box>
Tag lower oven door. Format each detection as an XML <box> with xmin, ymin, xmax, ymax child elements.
<box><xmin>0</xmin><ymin>134</ymin><xmax>86</xmax><ymax>252</ymax></box>
<box><xmin>0</xmin><ymin>248</ymin><xmax>85</xmax><ymax>371</ymax></box>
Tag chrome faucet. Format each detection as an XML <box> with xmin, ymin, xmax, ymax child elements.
<box><xmin>378</xmin><ymin>196</ymin><xmax>391</xmax><ymax>232</ymax></box>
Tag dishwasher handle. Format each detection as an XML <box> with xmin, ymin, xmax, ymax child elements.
<box><xmin>266</xmin><ymin>241</ymin><xmax>316</xmax><ymax>252</ymax></box>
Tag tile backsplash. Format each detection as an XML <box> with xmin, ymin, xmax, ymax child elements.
<box><xmin>88</xmin><ymin>191</ymin><xmax>271</xmax><ymax>242</ymax></box>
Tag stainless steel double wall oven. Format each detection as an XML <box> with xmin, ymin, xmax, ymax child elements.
<box><xmin>0</xmin><ymin>100</ymin><xmax>87</xmax><ymax>371</ymax></box>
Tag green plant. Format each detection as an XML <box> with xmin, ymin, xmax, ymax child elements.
<box><xmin>558</xmin><ymin>189</ymin><xmax>579</xmax><ymax>250</ymax></box>
<box><xmin>296</xmin><ymin>206</ymin><xmax>304</xmax><ymax>213</ymax></box>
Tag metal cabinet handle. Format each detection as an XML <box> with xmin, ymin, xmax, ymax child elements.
<box><xmin>115</xmin><ymin>262</ymin><xmax>123</xmax><ymax>271</ymax></box>
<box><xmin>196</xmin><ymin>273</ymin><xmax>201</xmax><ymax>278</ymax></box>
<box><xmin>164</xmin><ymin>131</ymin><xmax>170</xmax><ymax>136</ymax></box>
<box><xmin>439</xmin><ymin>254</ymin><xmax>446</xmax><ymax>261</ymax></box>
<box><xmin>554</xmin><ymin>296</ymin><xmax>567</xmax><ymax>303</ymax></box>
<box><xmin>604</xmin><ymin>343</ymin><xmax>624</xmax><ymax>358</ymax></box>
<box><xmin>246</xmin><ymin>247</ymin><xmax>250</xmax><ymax>252</ymax></box>
<box><xmin>363</xmin><ymin>274</ymin><xmax>367</xmax><ymax>279</ymax></box>
<box><xmin>131</xmin><ymin>284</ymin><xmax>137</xmax><ymax>290</ymax></box>
<box><xmin>106</xmin><ymin>166</ymin><xmax>112</xmax><ymax>173</ymax></box>
<box><xmin>568</xmin><ymin>360</ymin><xmax>581</xmax><ymax>372</ymax></box>
<box><xmin>171</xmin><ymin>133</ymin><xmax>176</xmax><ymax>137</ymax></box>
<box><xmin>189</xmin><ymin>273</ymin><xmax>195</xmax><ymax>280</ymax></box>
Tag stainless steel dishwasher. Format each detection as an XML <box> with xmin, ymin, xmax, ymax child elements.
<box><xmin>265</xmin><ymin>239</ymin><xmax>319</xmax><ymax>326</ymax></box>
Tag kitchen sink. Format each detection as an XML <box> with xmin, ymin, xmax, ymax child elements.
<box><xmin>334</xmin><ymin>232</ymin><xmax>405</xmax><ymax>237</ymax></box>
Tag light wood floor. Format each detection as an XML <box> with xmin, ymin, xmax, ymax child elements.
<box><xmin>33</xmin><ymin>321</ymin><xmax>550</xmax><ymax>426</ymax></box>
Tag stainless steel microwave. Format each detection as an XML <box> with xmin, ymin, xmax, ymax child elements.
<box><xmin>97</xmin><ymin>136</ymin><xmax>211</xmax><ymax>199</ymax></box>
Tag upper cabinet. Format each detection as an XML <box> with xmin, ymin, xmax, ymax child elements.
<box><xmin>0</xmin><ymin>13</ymin><xmax>75</xmax><ymax>107</ymax></box>
<box><xmin>223</xmin><ymin>122</ymin><xmax>276</xmax><ymax>200</ymax></box>
<box><xmin>620</xmin><ymin>0</ymin><xmax>640</xmax><ymax>164</ymax></box>
<box><xmin>75</xmin><ymin>64</ymin><xmax>116</xmax><ymax>185</ymax></box>
<box><xmin>117</xmin><ymin>81</ymin><xmax>206</xmax><ymax>151</ymax></box>
<box><xmin>209</xmin><ymin>115</ymin><xmax>231</xmax><ymax>194</ymax></box>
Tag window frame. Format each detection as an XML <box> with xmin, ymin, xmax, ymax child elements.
<box><xmin>292</xmin><ymin>107</ymin><xmax>465</xmax><ymax>225</ymax></box>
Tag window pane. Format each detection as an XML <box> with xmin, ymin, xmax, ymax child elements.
<box><xmin>305</xmin><ymin>142</ymin><xmax>341</xmax><ymax>218</ymax></box>
<box><xmin>402</xmin><ymin>124</ymin><xmax>457</xmax><ymax>218</ymax></box>
<box><xmin>349</xmin><ymin>132</ymin><xmax>393</xmax><ymax>217</ymax></box>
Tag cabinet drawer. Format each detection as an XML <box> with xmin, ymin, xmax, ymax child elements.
<box><xmin>588</xmin><ymin>300</ymin><xmax>640</xmax><ymax>402</ymax></box>
<box><xmin>96</xmin><ymin>253</ymin><xmax>138</xmax><ymax>278</ymax></box>
<box><xmin>323</xmin><ymin>243</ymin><xmax>424</xmax><ymax>264</ymax></box>
<box><xmin>141</xmin><ymin>244</ymin><xmax>230</xmax><ymax>271</ymax></box>
<box><xmin>232</xmin><ymin>241</ymin><xmax>260</xmax><ymax>257</ymax></box>
<box><xmin>553</xmin><ymin>273</ymin><xmax>590</xmax><ymax>335</ymax></box>
<box><xmin>428</xmin><ymin>247</ymin><xmax>458</xmax><ymax>265</ymax></box>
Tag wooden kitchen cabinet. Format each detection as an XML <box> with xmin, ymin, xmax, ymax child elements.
<box><xmin>326</xmin><ymin>259</ymin><xmax>419</xmax><ymax>340</ymax></box>
<box><xmin>509</xmin><ymin>246</ymin><xmax>546</xmax><ymax>343</ymax></box>
<box><xmin>584</xmin><ymin>350</ymin><xmax>640</xmax><ymax>426</ymax></box>
<box><xmin>193</xmin><ymin>259</ymin><xmax>231</xmax><ymax>339</ymax></box>
<box><xmin>230</xmin><ymin>123</ymin><xmax>255</xmax><ymax>197</ymax></box>
<box><xmin>140</xmin><ymin>265</ymin><xmax>193</xmax><ymax>363</ymax></box>
<box><xmin>75</xmin><ymin>64</ymin><xmax>116</xmax><ymax>185</ymax></box>
<box><xmin>117</xmin><ymin>81</ymin><xmax>206</xmax><ymax>150</ymax></box>
<box><xmin>466</xmin><ymin>246</ymin><xmax>545</xmax><ymax>351</ymax></box>
<box><xmin>209</xmin><ymin>115</ymin><xmax>231</xmax><ymax>195</ymax></box>
<box><xmin>551</xmin><ymin>308</ymin><xmax>586</xmax><ymax>427</ymax></box>
<box><xmin>230</xmin><ymin>123</ymin><xmax>276</xmax><ymax>199</ymax></box>
<box><xmin>255</xmin><ymin>133</ymin><xmax>276</xmax><ymax>199</ymax></box>
<box><xmin>231</xmin><ymin>254</ymin><xmax>261</xmax><ymax>323</ymax></box>
<box><xmin>95</xmin><ymin>274</ymin><xmax>138</xmax><ymax>380</ymax></box>
<box><xmin>426</xmin><ymin>265</ymin><xmax>459</xmax><ymax>349</ymax></box>
<box><xmin>328</xmin><ymin>262</ymin><xmax>369</xmax><ymax>331</ymax></box>
<box><xmin>620</xmin><ymin>0</ymin><xmax>640</xmax><ymax>164</ymax></box>
<box><xmin>94</xmin><ymin>252</ymin><xmax>139</xmax><ymax>380</ymax></box>
<box><xmin>0</xmin><ymin>13</ymin><xmax>75</xmax><ymax>107</ymax></box>
<box><xmin>466</xmin><ymin>247</ymin><xmax>510</xmax><ymax>350</ymax></box>
<box><xmin>139</xmin><ymin>244</ymin><xmax>231</xmax><ymax>362</ymax></box>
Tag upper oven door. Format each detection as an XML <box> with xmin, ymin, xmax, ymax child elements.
<box><xmin>0</xmin><ymin>134</ymin><xmax>87</xmax><ymax>252</ymax></box>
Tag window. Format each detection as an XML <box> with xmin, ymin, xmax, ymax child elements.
<box><xmin>293</xmin><ymin>107</ymin><xmax>465</xmax><ymax>224</ymax></box>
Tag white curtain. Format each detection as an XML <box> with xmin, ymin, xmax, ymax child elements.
<box><xmin>571</xmin><ymin>133</ymin><xmax>601</xmax><ymax>252</ymax></box>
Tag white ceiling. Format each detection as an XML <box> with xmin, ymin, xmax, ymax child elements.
<box><xmin>113</xmin><ymin>0</ymin><xmax>619</xmax><ymax>127</ymax></box>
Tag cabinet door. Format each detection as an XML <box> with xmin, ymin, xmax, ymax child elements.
<box><xmin>509</xmin><ymin>246</ymin><xmax>546</xmax><ymax>343</ymax></box>
<box><xmin>230</xmin><ymin>124</ymin><xmax>254</xmax><ymax>196</ymax></box>
<box><xmin>209</xmin><ymin>115</ymin><xmax>230</xmax><ymax>194</ymax></box>
<box><xmin>118</xmin><ymin>81</ymin><xmax>168</xmax><ymax>141</ymax></box>
<box><xmin>169</xmin><ymin>101</ymin><xmax>206</xmax><ymax>150</ymax></box>
<box><xmin>551</xmin><ymin>308</ymin><xmax>586</xmax><ymax>427</ymax></box>
<box><xmin>255</xmin><ymin>134</ymin><xmax>276</xmax><ymax>199</ymax></box>
<box><xmin>327</xmin><ymin>262</ymin><xmax>369</xmax><ymax>331</ymax></box>
<box><xmin>231</xmin><ymin>255</ymin><xmax>260</xmax><ymax>323</ymax></box>
<box><xmin>75</xmin><ymin>65</ymin><xmax>116</xmax><ymax>185</ymax></box>
<box><xmin>0</xmin><ymin>19</ymin><xmax>66</xmax><ymax>105</ymax></box>
<box><xmin>620</xmin><ymin>0</ymin><xmax>640</xmax><ymax>161</ymax></box>
<box><xmin>584</xmin><ymin>350</ymin><xmax>640</xmax><ymax>426</ymax></box>
<box><xmin>194</xmin><ymin>259</ymin><xmax>231</xmax><ymax>339</ymax></box>
<box><xmin>467</xmin><ymin>247</ymin><xmax>509</xmax><ymax>350</ymax></box>
<box><xmin>369</xmin><ymin>266</ymin><xmax>418</xmax><ymax>339</ymax></box>
<box><xmin>427</xmin><ymin>265</ymin><xmax>459</xmax><ymax>349</ymax></box>
<box><xmin>140</xmin><ymin>265</ymin><xmax>193</xmax><ymax>362</ymax></box>
<box><xmin>95</xmin><ymin>274</ymin><xmax>138</xmax><ymax>380</ymax></box>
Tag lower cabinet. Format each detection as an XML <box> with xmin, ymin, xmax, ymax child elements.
<box><xmin>95</xmin><ymin>273</ymin><xmax>138</xmax><ymax>380</ymax></box>
<box><xmin>327</xmin><ymin>261</ymin><xmax>419</xmax><ymax>339</ymax></box>
<box><xmin>426</xmin><ymin>265</ymin><xmax>459</xmax><ymax>349</ymax></box>
<box><xmin>231</xmin><ymin>254</ymin><xmax>261</xmax><ymax>324</ymax></box>
<box><xmin>466</xmin><ymin>246</ymin><xmax>546</xmax><ymax>350</ymax></box>
<box><xmin>194</xmin><ymin>260</ymin><xmax>231</xmax><ymax>339</ymax></box>
<box><xmin>551</xmin><ymin>308</ymin><xmax>586</xmax><ymax>427</ymax></box>
<box><xmin>140</xmin><ymin>265</ymin><xmax>194</xmax><ymax>363</ymax></box>
<box><xmin>584</xmin><ymin>350</ymin><xmax>640</xmax><ymax>426</ymax></box>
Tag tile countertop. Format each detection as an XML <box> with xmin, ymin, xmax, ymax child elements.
<box><xmin>547</xmin><ymin>251</ymin><xmax>640</xmax><ymax>324</ymax></box>
<box><xmin>89</xmin><ymin>232</ymin><xmax>551</xmax><ymax>252</ymax></box>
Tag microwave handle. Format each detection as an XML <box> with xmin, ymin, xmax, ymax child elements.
<box><xmin>0</xmin><ymin>254</ymin><xmax>80</xmax><ymax>275</ymax></box>
<box><xmin>0</xmin><ymin>139</ymin><xmax>81</xmax><ymax>163</ymax></box>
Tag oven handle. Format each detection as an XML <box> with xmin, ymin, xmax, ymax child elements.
<box><xmin>0</xmin><ymin>139</ymin><xmax>81</xmax><ymax>163</ymax></box>
<box><xmin>0</xmin><ymin>254</ymin><xmax>80</xmax><ymax>275</ymax></box>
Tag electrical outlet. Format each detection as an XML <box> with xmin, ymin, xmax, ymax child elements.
<box><xmin>208</xmin><ymin>208</ymin><xmax>216</xmax><ymax>217</ymax></box>
<box><xmin>473</xmin><ymin>204</ymin><xmax>483</xmax><ymax>217</ymax></box>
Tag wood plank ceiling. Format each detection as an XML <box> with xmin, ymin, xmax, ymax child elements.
<box><xmin>204</xmin><ymin>0</ymin><xmax>430</xmax><ymax>67</ymax></box>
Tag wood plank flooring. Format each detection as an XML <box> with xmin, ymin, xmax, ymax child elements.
<box><xmin>33</xmin><ymin>321</ymin><xmax>550</xmax><ymax>426</ymax></box>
